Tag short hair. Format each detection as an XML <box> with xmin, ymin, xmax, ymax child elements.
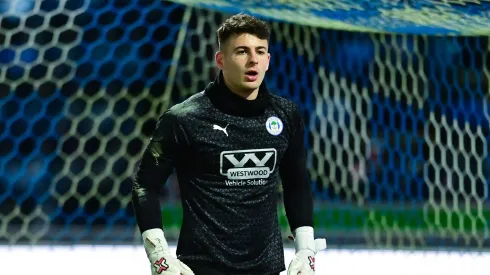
<box><xmin>217</xmin><ymin>13</ymin><xmax>270</xmax><ymax>50</ymax></box>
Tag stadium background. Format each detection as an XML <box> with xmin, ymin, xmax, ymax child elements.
<box><xmin>1</xmin><ymin>0</ymin><xmax>490</xmax><ymax>274</ymax></box>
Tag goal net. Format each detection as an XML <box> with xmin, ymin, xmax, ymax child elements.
<box><xmin>1</xmin><ymin>0</ymin><xmax>489</xmax><ymax>251</ymax></box>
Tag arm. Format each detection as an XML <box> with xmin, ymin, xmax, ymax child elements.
<box><xmin>132</xmin><ymin>111</ymin><xmax>183</xmax><ymax>233</ymax></box>
<box><xmin>280</xmin><ymin>106</ymin><xmax>326</xmax><ymax>275</ymax></box>
<box><xmin>279</xmin><ymin>108</ymin><xmax>313</xmax><ymax>232</ymax></box>
<box><xmin>132</xmin><ymin>111</ymin><xmax>194</xmax><ymax>275</ymax></box>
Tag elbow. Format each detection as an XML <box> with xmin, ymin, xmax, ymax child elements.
<box><xmin>131</xmin><ymin>170</ymin><xmax>152</xmax><ymax>204</ymax></box>
<box><xmin>131</xmin><ymin>178</ymin><xmax>145</xmax><ymax>205</ymax></box>
<box><xmin>131</xmin><ymin>158</ymin><xmax>164</xmax><ymax>201</ymax></box>
<box><xmin>131</xmin><ymin>179</ymin><xmax>144</xmax><ymax>200</ymax></box>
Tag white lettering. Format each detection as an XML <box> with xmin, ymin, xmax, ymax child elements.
<box><xmin>219</xmin><ymin>149</ymin><xmax>278</xmax><ymax>183</ymax></box>
<box><xmin>227</xmin><ymin>167</ymin><xmax>270</xmax><ymax>179</ymax></box>
<box><xmin>225</xmin><ymin>180</ymin><xmax>246</xmax><ymax>186</ymax></box>
<box><xmin>225</xmin><ymin>179</ymin><xmax>268</xmax><ymax>186</ymax></box>
<box><xmin>247</xmin><ymin>179</ymin><xmax>267</xmax><ymax>186</ymax></box>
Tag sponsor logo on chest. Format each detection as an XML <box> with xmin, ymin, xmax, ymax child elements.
<box><xmin>219</xmin><ymin>148</ymin><xmax>277</xmax><ymax>186</ymax></box>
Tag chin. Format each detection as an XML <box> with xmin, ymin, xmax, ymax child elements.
<box><xmin>243</xmin><ymin>81</ymin><xmax>261</xmax><ymax>90</ymax></box>
<box><xmin>241</xmin><ymin>85</ymin><xmax>259</xmax><ymax>93</ymax></box>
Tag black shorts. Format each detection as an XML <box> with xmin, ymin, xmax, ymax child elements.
<box><xmin>184</xmin><ymin>261</ymin><xmax>281</xmax><ymax>275</ymax></box>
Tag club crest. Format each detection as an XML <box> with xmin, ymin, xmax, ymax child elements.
<box><xmin>266</xmin><ymin>116</ymin><xmax>283</xmax><ymax>136</ymax></box>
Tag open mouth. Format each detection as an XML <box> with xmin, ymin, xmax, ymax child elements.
<box><xmin>245</xmin><ymin>70</ymin><xmax>258</xmax><ymax>76</ymax></box>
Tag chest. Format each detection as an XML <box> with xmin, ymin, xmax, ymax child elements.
<box><xmin>185</xmin><ymin>111</ymin><xmax>290</xmax><ymax>177</ymax></box>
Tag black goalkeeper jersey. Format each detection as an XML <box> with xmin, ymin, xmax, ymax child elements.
<box><xmin>132</xmin><ymin>71</ymin><xmax>313</xmax><ymax>275</ymax></box>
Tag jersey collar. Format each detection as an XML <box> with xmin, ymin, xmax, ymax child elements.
<box><xmin>204</xmin><ymin>71</ymin><xmax>270</xmax><ymax>117</ymax></box>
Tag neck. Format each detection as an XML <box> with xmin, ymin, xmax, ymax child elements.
<box><xmin>204</xmin><ymin>70</ymin><xmax>269</xmax><ymax>117</ymax></box>
<box><xmin>223</xmin><ymin>76</ymin><xmax>259</xmax><ymax>100</ymax></box>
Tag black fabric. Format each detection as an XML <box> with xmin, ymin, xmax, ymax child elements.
<box><xmin>204</xmin><ymin>71</ymin><xmax>270</xmax><ymax>117</ymax></box>
<box><xmin>132</xmin><ymin>111</ymin><xmax>187</xmax><ymax>232</ymax></box>
<box><xmin>184</xmin><ymin>259</ymin><xmax>281</xmax><ymax>275</ymax></box>
<box><xmin>132</xmin><ymin>71</ymin><xmax>313</xmax><ymax>274</ymax></box>
<box><xmin>279</xmin><ymin>109</ymin><xmax>314</xmax><ymax>231</ymax></box>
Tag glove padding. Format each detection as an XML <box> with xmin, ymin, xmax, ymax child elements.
<box><xmin>142</xmin><ymin>229</ymin><xmax>194</xmax><ymax>275</ymax></box>
<box><xmin>287</xmin><ymin>227</ymin><xmax>327</xmax><ymax>275</ymax></box>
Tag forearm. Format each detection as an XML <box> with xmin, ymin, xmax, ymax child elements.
<box><xmin>132</xmin><ymin>180</ymin><xmax>163</xmax><ymax>232</ymax></box>
<box><xmin>132</xmin><ymin>149</ymin><xmax>173</xmax><ymax>233</ymax></box>
<box><xmin>282</xmin><ymin>167</ymin><xmax>314</xmax><ymax>231</ymax></box>
<box><xmin>279</xmin><ymin>109</ymin><xmax>314</xmax><ymax>231</ymax></box>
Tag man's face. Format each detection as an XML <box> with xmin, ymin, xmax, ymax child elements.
<box><xmin>216</xmin><ymin>33</ymin><xmax>270</xmax><ymax>96</ymax></box>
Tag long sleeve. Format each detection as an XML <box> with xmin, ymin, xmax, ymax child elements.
<box><xmin>132</xmin><ymin>111</ymin><xmax>186</xmax><ymax>233</ymax></box>
<box><xmin>279</xmin><ymin>107</ymin><xmax>314</xmax><ymax>232</ymax></box>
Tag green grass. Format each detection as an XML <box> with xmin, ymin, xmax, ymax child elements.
<box><xmin>162</xmin><ymin>203</ymin><xmax>490</xmax><ymax>235</ymax></box>
<box><xmin>307</xmin><ymin>204</ymin><xmax>490</xmax><ymax>233</ymax></box>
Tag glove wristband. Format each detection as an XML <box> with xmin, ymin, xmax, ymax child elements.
<box><xmin>292</xmin><ymin>226</ymin><xmax>316</xmax><ymax>253</ymax></box>
<box><xmin>142</xmin><ymin>228</ymin><xmax>171</xmax><ymax>256</ymax></box>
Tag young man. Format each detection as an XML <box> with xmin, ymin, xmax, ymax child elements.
<box><xmin>132</xmin><ymin>13</ymin><xmax>326</xmax><ymax>275</ymax></box>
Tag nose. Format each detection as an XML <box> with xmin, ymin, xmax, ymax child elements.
<box><xmin>249</xmin><ymin>52</ymin><xmax>258</xmax><ymax>65</ymax></box>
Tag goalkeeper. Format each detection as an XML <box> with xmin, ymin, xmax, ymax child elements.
<box><xmin>132</xmin><ymin>13</ymin><xmax>326</xmax><ymax>275</ymax></box>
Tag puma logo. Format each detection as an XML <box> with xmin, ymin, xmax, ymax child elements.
<box><xmin>213</xmin><ymin>124</ymin><xmax>229</xmax><ymax>136</ymax></box>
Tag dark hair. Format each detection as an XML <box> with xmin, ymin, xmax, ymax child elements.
<box><xmin>217</xmin><ymin>13</ymin><xmax>270</xmax><ymax>49</ymax></box>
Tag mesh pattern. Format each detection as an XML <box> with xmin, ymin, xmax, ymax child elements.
<box><xmin>0</xmin><ymin>0</ymin><xmax>489</xmax><ymax>249</ymax></box>
<box><xmin>0</xmin><ymin>0</ymin><xmax>188</xmax><ymax>244</ymax></box>
<box><xmin>169</xmin><ymin>0</ymin><xmax>490</xmax><ymax>35</ymax></box>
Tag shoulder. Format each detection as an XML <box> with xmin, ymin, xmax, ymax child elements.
<box><xmin>154</xmin><ymin>92</ymin><xmax>207</xmax><ymax>129</ymax></box>
<box><xmin>268</xmin><ymin>94</ymin><xmax>302</xmax><ymax>120</ymax></box>
<box><xmin>159</xmin><ymin>91</ymin><xmax>210</xmax><ymax>124</ymax></box>
<box><xmin>268</xmin><ymin>94</ymin><xmax>304</xmax><ymax>139</ymax></box>
<box><xmin>166</xmin><ymin>92</ymin><xmax>207</xmax><ymax>118</ymax></box>
<box><xmin>267</xmin><ymin>95</ymin><xmax>305</xmax><ymax>146</ymax></box>
<box><xmin>153</xmin><ymin>93</ymin><xmax>207</xmax><ymax>141</ymax></box>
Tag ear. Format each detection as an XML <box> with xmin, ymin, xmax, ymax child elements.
<box><xmin>215</xmin><ymin>51</ymin><xmax>224</xmax><ymax>70</ymax></box>
<box><xmin>265</xmin><ymin>52</ymin><xmax>271</xmax><ymax>71</ymax></box>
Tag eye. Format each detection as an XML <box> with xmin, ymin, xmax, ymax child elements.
<box><xmin>236</xmin><ymin>50</ymin><xmax>246</xmax><ymax>54</ymax></box>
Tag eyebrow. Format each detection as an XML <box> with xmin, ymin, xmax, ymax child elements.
<box><xmin>234</xmin><ymin>46</ymin><xmax>267</xmax><ymax>51</ymax></box>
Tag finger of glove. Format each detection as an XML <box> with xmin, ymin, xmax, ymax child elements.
<box><xmin>287</xmin><ymin>257</ymin><xmax>303</xmax><ymax>275</ymax></box>
<box><xmin>177</xmin><ymin>260</ymin><xmax>195</xmax><ymax>275</ymax></box>
<box><xmin>299</xmin><ymin>265</ymin><xmax>315</xmax><ymax>275</ymax></box>
<box><xmin>287</xmin><ymin>265</ymin><xmax>301</xmax><ymax>275</ymax></box>
<box><xmin>314</xmin><ymin>238</ymin><xmax>327</xmax><ymax>252</ymax></box>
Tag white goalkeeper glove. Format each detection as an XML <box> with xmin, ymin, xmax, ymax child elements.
<box><xmin>142</xmin><ymin>228</ymin><xmax>194</xmax><ymax>275</ymax></box>
<box><xmin>287</xmin><ymin>226</ymin><xmax>327</xmax><ymax>275</ymax></box>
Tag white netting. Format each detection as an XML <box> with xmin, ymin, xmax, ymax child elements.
<box><xmin>0</xmin><ymin>0</ymin><xmax>488</xmax><ymax>250</ymax></box>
